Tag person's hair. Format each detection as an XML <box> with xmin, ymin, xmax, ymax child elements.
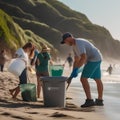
<box><xmin>23</xmin><ymin>42</ymin><xmax>35</xmax><ymax>58</ymax></box>
<box><xmin>23</xmin><ymin>42</ymin><xmax>33</xmax><ymax>49</ymax></box>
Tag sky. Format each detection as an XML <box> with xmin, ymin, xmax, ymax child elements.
<box><xmin>58</xmin><ymin>0</ymin><xmax>120</xmax><ymax>40</ymax></box>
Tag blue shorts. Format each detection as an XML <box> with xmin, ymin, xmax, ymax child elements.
<box><xmin>19</xmin><ymin>68</ymin><xmax>27</xmax><ymax>84</ymax></box>
<box><xmin>81</xmin><ymin>61</ymin><xmax>101</xmax><ymax>79</ymax></box>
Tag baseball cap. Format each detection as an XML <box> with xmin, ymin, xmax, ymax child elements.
<box><xmin>61</xmin><ymin>32</ymin><xmax>72</xmax><ymax>44</ymax></box>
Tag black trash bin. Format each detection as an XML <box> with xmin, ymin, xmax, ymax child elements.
<box><xmin>41</xmin><ymin>76</ymin><xmax>67</xmax><ymax>107</ymax></box>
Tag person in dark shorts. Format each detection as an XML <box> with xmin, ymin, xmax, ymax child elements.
<box><xmin>9</xmin><ymin>42</ymin><xmax>35</xmax><ymax>99</ymax></box>
<box><xmin>36</xmin><ymin>44</ymin><xmax>52</xmax><ymax>98</ymax></box>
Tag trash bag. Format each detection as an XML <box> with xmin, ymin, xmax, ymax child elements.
<box><xmin>20</xmin><ymin>83</ymin><xmax>37</xmax><ymax>102</ymax></box>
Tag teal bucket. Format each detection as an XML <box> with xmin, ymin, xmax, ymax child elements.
<box><xmin>20</xmin><ymin>83</ymin><xmax>37</xmax><ymax>102</ymax></box>
<box><xmin>49</xmin><ymin>65</ymin><xmax>64</xmax><ymax>76</ymax></box>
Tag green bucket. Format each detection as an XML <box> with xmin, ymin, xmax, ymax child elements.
<box><xmin>49</xmin><ymin>65</ymin><xmax>64</xmax><ymax>76</ymax></box>
<box><xmin>20</xmin><ymin>83</ymin><xmax>37</xmax><ymax>102</ymax></box>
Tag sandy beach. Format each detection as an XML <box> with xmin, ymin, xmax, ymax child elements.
<box><xmin>0</xmin><ymin>60</ymin><xmax>119</xmax><ymax>120</ymax></box>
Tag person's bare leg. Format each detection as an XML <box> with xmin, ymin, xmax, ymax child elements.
<box><xmin>80</xmin><ymin>78</ymin><xmax>92</xmax><ymax>99</ymax></box>
<box><xmin>95</xmin><ymin>79</ymin><xmax>103</xmax><ymax>99</ymax></box>
<box><xmin>12</xmin><ymin>86</ymin><xmax>20</xmax><ymax>99</ymax></box>
<box><xmin>37</xmin><ymin>76</ymin><xmax>42</xmax><ymax>98</ymax></box>
<box><xmin>9</xmin><ymin>88</ymin><xmax>17</xmax><ymax>97</ymax></box>
<box><xmin>80</xmin><ymin>77</ymin><xmax>95</xmax><ymax>107</ymax></box>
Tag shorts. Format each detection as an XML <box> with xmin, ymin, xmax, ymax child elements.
<box><xmin>81</xmin><ymin>61</ymin><xmax>101</xmax><ymax>79</ymax></box>
<box><xmin>36</xmin><ymin>71</ymin><xmax>49</xmax><ymax>77</ymax></box>
<box><xmin>19</xmin><ymin>68</ymin><xmax>27</xmax><ymax>84</ymax></box>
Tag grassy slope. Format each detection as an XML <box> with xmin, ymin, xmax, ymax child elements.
<box><xmin>0</xmin><ymin>9</ymin><xmax>57</xmax><ymax>56</ymax></box>
<box><xmin>0</xmin><ymin>9</ymin><xmax>22</xmax><ymax>50</ymax></box>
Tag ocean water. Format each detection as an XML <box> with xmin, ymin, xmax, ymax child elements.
<box><xmin>67</xmin><ymin>68</ymin><xmax>120</xmax><ymax>120</ymax></box>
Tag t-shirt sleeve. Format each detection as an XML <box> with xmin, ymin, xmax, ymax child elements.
<box><xmin>15</xmin><ymin>48</ymin><xmax>22</xmax><ymax>57</ymax></box>
<box><xmin>77</xmin><ymin>44</ymin><xmax>86</xmax><ymax>55</ymax></box>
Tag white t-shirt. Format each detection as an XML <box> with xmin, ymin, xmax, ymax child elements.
<box><xmin>15</xmin><ymin>48</ymin><xmax>29</xmax><ymax>64</ymax></box>
<box><xmin>73</xmin><ymin>38</ymin><xmax>102</xmax><ymax>62</ymax></box>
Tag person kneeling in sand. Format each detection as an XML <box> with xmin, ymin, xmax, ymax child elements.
<box><xmin>9</xmin><ymin>42</ymin><xmax>35</xmax><ymax>99</ymax></box>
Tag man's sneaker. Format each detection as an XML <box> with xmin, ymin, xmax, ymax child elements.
<box><xmin>95</xmin><ymin>99</ymin><xmax>104</xmax><ymax>106</ymax></box>
<box><xmin>81</xmin><ymin>99</ymin><xmax>95</xmax><ymax>108</ymax></box>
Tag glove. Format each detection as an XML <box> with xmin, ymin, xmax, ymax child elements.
<box><xmin>70</xmin><ymin>68</ymin><xmax>79</xmax><ymax>78</ymax></box>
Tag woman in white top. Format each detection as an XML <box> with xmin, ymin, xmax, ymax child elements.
<box><xmin>9</xmin><ymin>42</ymin><xmax>35</xmax><ymax>99</ymax></box>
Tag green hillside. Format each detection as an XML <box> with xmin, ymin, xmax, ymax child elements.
<box><xmin>0</xmin><ymin>0</ymin><xmax>120</xmax><ymax>59</ymax></box>
<box><xmin>0</xmin><ymin>9</ymin><xmax>25</xmax><ymax>51</ymax></box>
<box><xmin>0</xmin><ymin>9</ymin><xmax>56</xmax><ymax>57</ymax></box>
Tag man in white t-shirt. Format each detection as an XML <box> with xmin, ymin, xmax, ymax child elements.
<box><xmin>61</xmin><ymin>32</ymin><xmax>104</xmax><ymax>107</ymax></box>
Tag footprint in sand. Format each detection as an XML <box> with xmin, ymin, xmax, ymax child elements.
<box><xmin>11</xmin><ymin>115</ymin><xmax>25</xmax><ymax>119</ymax></box>
<box><xmin>11</xmin><ymin>115</ymin><xmax>33</xmax><ymax>120</ymax></box>
<box><xmin>64</xmin><ymin>102</ymin><xmax>78</xmax><ymax>109</ymax></box>
<box><xmin>50</xmin><ymin>112</ymin><xmax>84</xmax><ymax>119</ymax></box>
<box><xmin>1</xmin><ymin>112</ymin><xmax>24</xmax><ymax>119</ymax></box>
<box><xmin>1</xmin><ymin>112</ymin><xmax>11</xmax><ymax>116</ymax></box>
<box><xmin>50</xmin><ymin>112</ymin><xmax>68</xmax><ymax>117</ymax></box>
<box><xmin>1</xmin><ymin>112</ymin><xmax>33</xmax><ymax>120</ymax></box>
<box><xmin>26</xmin><ymin>112</ymin><xmax>39</xmax><ymax>114</ymax></box>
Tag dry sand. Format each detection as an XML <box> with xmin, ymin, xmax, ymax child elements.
<box><xmin>0</xmin><ymin>63</ymin><xmax>108</xmax><ymax>120</ymax></box>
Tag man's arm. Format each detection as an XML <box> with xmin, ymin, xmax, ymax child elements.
<box><xmin>74</xmin><ymin>53</ymin><xmax>87</xmax><ymax>68</ymax></box>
